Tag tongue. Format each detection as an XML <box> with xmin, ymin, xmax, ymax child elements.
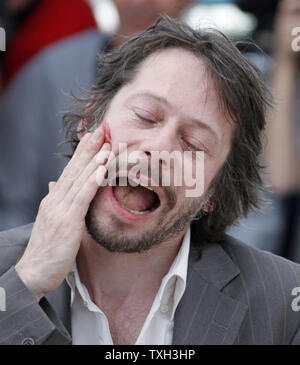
<box><xmin>114</xmin><ymin>185</ymin><xmax>155</xmax><ymax>212</ymax></box>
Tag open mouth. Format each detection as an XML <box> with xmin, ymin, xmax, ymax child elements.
<box><xmin>112</xmin><ymin>176</ymin><xmax>161</xmax><ymax>215</ymax></box>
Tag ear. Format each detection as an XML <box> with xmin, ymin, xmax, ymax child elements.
<box><xmin>202</xmin><ymin>193</ymin><xmax>215</xmax><ymax>213</ymax></box>
<box><xmin>202</xmin><ymin>202</ymin><xmax>214</xmax><ymax>213</ymax></box>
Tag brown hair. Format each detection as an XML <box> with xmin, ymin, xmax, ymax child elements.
<box><xmin>63</xmin><ymin>15</ymin><xmax>273</xmax><ymax>243</ymax></box>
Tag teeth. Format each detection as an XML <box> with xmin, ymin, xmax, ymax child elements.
<box><xmin>128</xmin><ymin>177</ymin><xmax>154</xmax><ymax>191</ymax></box>
<box><xmin>126</xmin><ymin>208</ymin><xmax>149</xmax><ymax>215</ymax></box>
<box><xmin>118</xmin><ymin>200</ymin><xmax>150</xmax><ymax>215</ymax></box>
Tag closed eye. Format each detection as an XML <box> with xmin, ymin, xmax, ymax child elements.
<box><xmin>182</xmin><ymin>138</ymin><xmax>204</xmax><ymax>152</ymax></box>
<box><xmin>184</xmin><ymin>141</ymin><xmax>198</xmax><ymax>151</ymax></box>
<box><xmin>135</xmin><ymin>112</ymin><xmax>155</xmax><ymax>124</ymax></box>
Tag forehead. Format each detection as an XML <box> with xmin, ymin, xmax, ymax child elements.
<box><xmin>131</xmin><ymin>47</ymin><xmax>212</xmax><ymax>106</ymax></box>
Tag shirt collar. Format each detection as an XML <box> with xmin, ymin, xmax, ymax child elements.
<box><xmin>66</xmin><ymin>226</ymin><xmax>191</xmax><ymax>319</ymax></box>
<box><xmin>156</xmin><ymin>226</ymin><xmax>190</xmax><ymax>320</ymax></box>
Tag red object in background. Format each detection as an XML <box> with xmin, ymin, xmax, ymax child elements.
<box><xmin>3</xmin><ymin>0</ymin><xmax>97</xmax><ymax>88</ymax></box>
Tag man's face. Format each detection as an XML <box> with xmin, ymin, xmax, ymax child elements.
<box><xmin>86</xmin><ymin>48</ymin><xmax>234</xmax><ymax>252</ymax></box>
<box><xmin>114</xmin><ymin>0</ymin><xmax>192</xmax><ymax>35</ymax></box>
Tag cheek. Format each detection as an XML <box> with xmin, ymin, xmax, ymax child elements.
<box><xmin>173</xmin><ymin>188</ymin><xmax>203</xmax><ymax>217</ymax></box>
<box><xmin>106</xmin><ymin>117</ymin><xmax>133</xmax><ymax>154</ymax></box>
<box><xmin>178</xmin><ymin>154</ymin><xmax>206</xmax><ymax>196</ymax></box>
<box><xmin>180</xmin><ymin>155</ymin><xmax>225</xmax><ymax>199</ymax></box>
<box><xmin>107</xmin><ymin>111</ymin><xmax>135</xmax><ymax>138</ymax></box>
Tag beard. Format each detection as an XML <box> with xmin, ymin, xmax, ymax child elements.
<box><xmin>85</xmin><ymin>186</ymin><xmax>209</xmax><ymax>253</ymax></box>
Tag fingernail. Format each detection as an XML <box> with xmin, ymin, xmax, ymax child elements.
<box><xmin>102</xmin><ymin>142</ymin><xmax>111</xmax><ymax>150</ymax></box>
<box><xmin>95</xmin><ymin>143</ymin><xmax>111</xmax><ymax>162</ymax></box>
<box><xmin>96</xmin><ymin>150</ymin><xmax>110</xmax><ymax>164</ymax></box>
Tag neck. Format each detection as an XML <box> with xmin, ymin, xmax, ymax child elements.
<box><xmin>76</xmin><ymin>229</ymin><xmax>186</xmax><ymax>311</ymax></box>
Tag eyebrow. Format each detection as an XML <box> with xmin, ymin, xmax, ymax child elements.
<box><xmin>128</xmin><ymin>91</ymin><xmax>219</xmax><ymax>143</ymax></box>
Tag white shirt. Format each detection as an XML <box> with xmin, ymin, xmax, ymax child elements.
<box><xmin>66</xmin><ymin>227</ymin><xmax>190</xmax><ymax>345</ymax></box>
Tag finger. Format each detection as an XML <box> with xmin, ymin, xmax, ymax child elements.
<box><xmin>62</xmin><ymin>143</ymin><xmax>112</xmax><ymax>205</ymax></box>
<box><xmin>96</xmin><ymin>152</ymin><xmax>116</xmax><ymax>186</ymax></box>
<box><xmin>96</xmin><ymin>165</ymin><xmax>108</xmax><ymax>187</ymax></box>
<box><xmin>69</xmin><ymin>127</ymin><xmax>104</xmax><ymax>168</ymax></box>
<box><xmin>69</xmin><ymin>160</ymin><xmax>110</xmax><ymax>220</ymax></box>
<box><xmin>55</xmin><ymin>126</ymin><xmax>105</xmax><ymax>197</ymax></box>
<box><xmin>95</xmin><ymin>144</ymin><xmax>113</xmax><ymax>164</ymax></box>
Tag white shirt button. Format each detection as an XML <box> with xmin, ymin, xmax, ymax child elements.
<box><xmin>160</xmin><ymin>304</ymin><xmax>169</xmax><ymax>313</ymax></box>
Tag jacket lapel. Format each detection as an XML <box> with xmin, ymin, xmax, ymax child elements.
<box><xmin>172</xmin><ymin>237</ymin><xmax>248</xmax><ymax>345</ymax></box>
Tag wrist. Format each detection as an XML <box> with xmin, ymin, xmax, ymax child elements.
<box><xmin>15</xmin><ymin>263</ymin><xmax>44</xmax><ymax>302</ymax></box>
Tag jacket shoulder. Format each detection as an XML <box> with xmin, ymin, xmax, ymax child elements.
<box><xmin>222</xmin><ymin>234</ymin><xmax>300</xmax><ymax>280</ymax></box>
<box><xmin>222</xmin><ymin>234</ymin><xmax>300</xmax><ymax>343</ymax></box>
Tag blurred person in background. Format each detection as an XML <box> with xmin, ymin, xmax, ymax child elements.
<box><xmin>0</xmin><ymin>0</ymin><xmax>40</xmax><ymax>97</ymax></box>
<box><xmin>237</xmin><ymin>0</ymin><xmax>280</xmax><ymax>54</ymax></box>
<box><xmin>0</xmin><ymin>0</ymin><xmax>41</xmax><ymax>49</ymax></box>
<box><xmin>0</xmin><ymin>0</ymin><xmax>193</xmax><ymax>231</ymax></box>
<box><xmin>0</xmin><ymin>0</ymin><xmax>98</xmax><ymax>230</ymax></box>
<box><xmin>1</xmin><ymin>0</ymin><xmax>97</xmax><ymax>88</ymax></box>
<box><xmin>265</xmin><ymin>0</ymin><xmax>300</xmax><ymax>261</ymax></box>
<box><xmin>227</xmin><ymin>0</ymin><xmax>300</xmax><ymax>262</ymax></box>
<box><xmin>112</xmin><ymin>0</ymin><xmax>193</xmax><ymax>47</ymax></box>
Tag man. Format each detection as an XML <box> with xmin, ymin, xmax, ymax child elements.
<box><xmin>0</xmin><ymin>15</ymin><xmax>300</xmax><ymax>345</ymax></box>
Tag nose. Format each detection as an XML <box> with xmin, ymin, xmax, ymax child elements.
<box><xmin>134</xmin><ymin>124</ymin><xmax>183</xmax><ymax>180</ymax></box>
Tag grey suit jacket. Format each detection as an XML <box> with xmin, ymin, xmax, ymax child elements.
<box><xmin>0</xmin><ymin>223</ymin><xmax>300</xmax><ymax>345</ymax></box>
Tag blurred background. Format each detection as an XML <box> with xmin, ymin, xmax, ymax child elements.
<box><xmin>0</xmin><ymin>0</ymin><xmax>300</xmax><ymax>262</ymax></box>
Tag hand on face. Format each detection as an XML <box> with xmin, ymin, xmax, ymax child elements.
<box><xmin>15</xmin><ymin>123</ymin><xmax>113</xmax><ymax>301</ymax></box>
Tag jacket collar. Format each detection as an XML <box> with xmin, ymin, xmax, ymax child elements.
<box><xmin>172</xmin><ymin>231</ymin><xmax>248</xmax><ymax>345</ymax></box>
